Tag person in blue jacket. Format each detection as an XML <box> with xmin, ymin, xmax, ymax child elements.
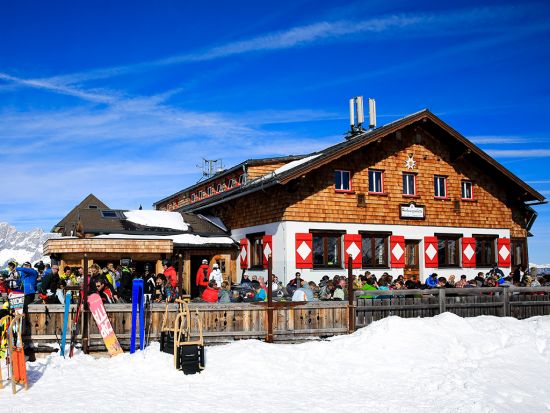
<box><xmin>425</xmin><ymin>273</ymin><xmax>438</xmax><ymax>288</ymax></box>
<box><xmin>16</xmin><ymin>261</ymin><xmax>38</xmax><ymax>310</ymax></box>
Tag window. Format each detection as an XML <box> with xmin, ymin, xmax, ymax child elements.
<box><xmin>216</xmin><ymin>183</ymin><xmax>224</xmax><ymax>193</ymax></box>
<box><xmin>227</xmin><ymin>178</ymin><xmax>237</xmax><ymax>189</ymax></box>
<box><xmin>88</xmin><ymin>204</ymin><xmax>98</xmax><ymax>209</ymax></box>
<box><xmin>511</xmin><ymin>238</ymin><xmax>526</xmax><ymax>268</ymax></box>
<box><xmin>461</xmin><ymin>181</ymin><xmax>473</xmax><ymax>200</ymax></box>
<box><xmin>199</xmin><ymin>190</ymin><xmax>206</xmax><ymax>199</ymax></box>
<box><xmin>434</xmin><ymin>175</ymin><xmax>447</xmax><ymax>198</ymax></box>
<box><xmin>402</xmin><ymin>173</ymin><xmax>416</xmax><ymax>196</ymax></box>
<box><xmin>312</xmin><ymin>232</ymin><xmax>342</xmax><ymax>268</ymax></box>
<box><xmin>101</xmin><ymin>210</ymin><xmax>118</xmax><ymax>218</ymax></box>
<box><xmin>247</xmin><ymin>233</ymin><xmax>264</xmax><ymax>269</ymax></box>
<box><xmin>437</xmin><ymin>234</ymin><xmax>460</xmax><ymax>267</ymax></box>
<box><xmin>334</xmin><ymin>170</ymin><xmax>351</xmax><ymax>192</ymax></box>
<box><xmin>475</xmin><ymin>235</ymin><xmax>497</xmax><ymax>267</ymax></box>
<box><xmin>361</xmin><ymin>232</ymin><xmax>389</xmax><ymax>268</ymax></box>
<box><xmin>207</xmin><ymin>187</ymin><xmax>214</xmax><ymax>196</ymax></box>
<box><xmin>368</xmin><ymin>170</ymin><xmax>384</xmax><ymax>193</ymax></box>
<box><xmin>190</xmin><ymin>193</ymin><xmax>196</xmax><ymax>202</ymax></box>
<box><xmin>239</xmin><ymin>174</ymin><xmax>247</xmax><ymax>186</ymax></box>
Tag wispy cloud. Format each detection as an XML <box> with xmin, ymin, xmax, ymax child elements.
<box><xmin>28</xmin><ymin>5</ymin><xmax>531</xmax><ymax>87</ymax></box>
<box><xmin>469</xmin><ymin>135</ymin><xmax>531</xmax><ymax>144</ymax></box>
<box><xmin>527</xmin><ymin>180</ymin><xmax>550</xmax><ymax>185</ymax></box>
<box><xmin>487</xmin><ymin>149</ymin><xmax>550</xmax><ymax>158</ymax></box>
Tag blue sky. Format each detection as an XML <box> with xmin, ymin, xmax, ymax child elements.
<box><xmin>1</xmin><ymin>1</ymin><xmax>549</xmax><ymax>262</ymax></box>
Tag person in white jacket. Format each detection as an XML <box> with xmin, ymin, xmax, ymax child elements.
<box><xmin>209</xmin><ymin>264</ymin><xmax>223</xmax><ymax>288</ymax></box>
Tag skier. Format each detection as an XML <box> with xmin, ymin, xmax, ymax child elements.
<box><xmin>143</xmin><ymin>263</ymin><xmax>156</xmax><ymax>303</ymax></box>
<box><xmin>195</xmin><ymin>259</ymin><xmax>211</xmax><ymax>297</ymax></box>
<box><xmin>38</xmin><ymin>264</ymin><xmax>62</xmax><ymax>304</ymax></box>
<box><xmin>162</xmin><ymin>260</ymin><xmax>178</xmax><ymax>292</ymax></box>
<box><xmin>6</xmin><ymin>261</ymin><xmax>21</xmax><ymax>291</ymax></box>
<box><xmin>209</xmin><ymin>263</ymin><xmax>223</xmax><ymax>288</ymax></box>
<box><xmin>15</xmin><ymin>262</ymin><xmax>38</xmax><ymax>311</ymax></box>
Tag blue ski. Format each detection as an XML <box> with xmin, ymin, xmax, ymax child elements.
<box><xmin>60</xmin><ymin>291</ymin><xmax>72</xmax><ymax>357</ymax></box>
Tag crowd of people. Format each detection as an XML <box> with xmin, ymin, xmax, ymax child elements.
<box><xmin>1</xmin><ymin>258</ymin><xmax>549</xmax><ymax>307</ymax></box>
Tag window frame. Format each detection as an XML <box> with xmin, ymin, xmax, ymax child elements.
<box><xmin>216</xmin><ymin>183</ymin><xmax>224</xmax><ymax>193</ymax></box>
<box><xmin>238</xmin><ymin>174</ymin><xmax>247</xmax><ymax>186</ymax></box>
<box><xmin>474</xmin><ymin>235</ymin><xmax>497</xmax><ymax>268</ymax></box>
<box><xmin>207</xmin><ymin>187</ymin><xmax>214</xmax><ymax>196</ymax></box>
<box><xmin>360</xmin><ymin>231</ymin><xmax>390</xmax><ymax>269</ymax></box>
<box><xmin>461</xmin><ymin>180</ymin><xmax>474</xmax><ymax>200</ymax></box>
<box><xmin>368</xmin><ymin>169</ymin><xmax>385</xmax><ymax>194</ymax></box>
<box><xmin>310</xmin><ymin>230</ymin><xmax>344</xmax><ymax>269</ymax></box>
<box><xmin>334</xmin><ymin>170</ymin><xmax>352</xmax><ymax>193</ymax></box>
<box><xmin>227</xmin><ymin>178</ymin><xmax>237</xmax><ymax>189</ymax></box>
<box><xmin>190</xmin><ymin>193</ymin><xmax>196</xmax><ymax>203</ymax></box>
<box><xmin>434</xmin><ymin>175</ymin><xmax>448</xmax><ymax>199</ymax></box>
<box><xmin>402</xmin><ymin>172</ymin><xmax>417</xmax><ymax>197</ymax></box>
<box><xmin>435</xmin><ymin>233</ymin><xmax>461</xmax><ymax>268</ymax></box>
<box><xmin>247</xmin><ymin>232</ymin><xmax>265</xmax><ymax>269</ymax></box>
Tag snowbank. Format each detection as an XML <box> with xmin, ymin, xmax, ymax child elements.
<box><xmin>3</xmin><ymin>313</ymin><xmax>550</xmax><ymax>412</ymax></box>
<box><xmin>123</xmin><ymin>210</ymin><xmax>188</xmax><ymax>231</ymax></box>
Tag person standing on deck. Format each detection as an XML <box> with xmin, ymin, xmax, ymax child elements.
<box><xmin>209</xmin><ymin>263</ymin><xmax>223</xmax><ymax>288</ymax></box>
<box><xmin>196</xmin><ymin>259</ymin><xmax>211</xmax><ymax>296</ymax></box>
<box><xmin>163</xmin><ymin>259</ymin><xmax>178</xmax><ymax>292</ymax></box>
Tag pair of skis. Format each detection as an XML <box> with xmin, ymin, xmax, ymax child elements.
<box><xmin>0</xmin><ymin>314</ymin><xmax>28</xmax><ymax>393</ymax></box>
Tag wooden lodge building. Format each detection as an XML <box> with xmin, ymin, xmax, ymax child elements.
<box><xmin>44</xmin><ymin>194</ymin><xmax>238</xmax><ymax>296</ymax></box>
<box><xmin>154</xmin><ymin>109</ymin><xmax>546</xmax><ymax>283</ymax></box>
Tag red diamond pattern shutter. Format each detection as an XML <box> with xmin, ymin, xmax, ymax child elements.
<box><xmin>497</xmin><ymin>238</ymin><xmax>511</xmax><ymax>268</ymax></box>
<box><xmin>295</xmin><ymin>233</ymin><xmax>313</xmax><ymax>269</ymax></box>
<box><xmin>462</xmin><ymin>237</ymin><xmax>476</xmax><ymax>268</ymax></box>
<box><xmin>262</xmin><ymin>235</ymin><xmax>272</xmax><ymax>270</ymax></box>
<box><xmin>344</xmin><ymin>234</ymin><xmax>362</xmax><ymax>269</ymax></box>
<box><xmin>239</xmin><ymin>238</ymin><xmax>248</xmax><ymax>269</ymax></box>
<box><xmin>390</xmin><ymin>235</ymin><xmax>405</xmax><ymax>268</ymax></box>
<box><xmin>424</xmin><ymin>236</ymin><xmax>438</xmax><ymax>268</ymax></box>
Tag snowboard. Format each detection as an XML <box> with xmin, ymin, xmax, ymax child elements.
<box><xmin>88</xmin><ymin>293</ymin><xmax>123</xmax><ymax>356</ymax></box>
<box><xmin>60</xmin><ymin>291</ymin><xmax>72</xmax><ymax>357</ymax></box>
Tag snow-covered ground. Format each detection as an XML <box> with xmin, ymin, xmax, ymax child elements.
<box><xmin>2</xmin><ymin>313</ymin><xmax>550</xmax><ymax>412</ymax></box>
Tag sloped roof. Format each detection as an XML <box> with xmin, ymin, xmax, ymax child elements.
<box><xmin>52</xmin><ymin>193</ymin><xmax>109</xmax><ymax>233</ymax></box>
<box><xmin>179</xmin><ymin>109</ymin><xmax>545</xmax><ymax>212</ymax></box>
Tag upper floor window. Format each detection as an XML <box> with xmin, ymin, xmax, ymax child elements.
<box><xmin>334</xmin><ymin>170</ymin><xmax>351</xmax><ymax>192</ymax></box>
<box><xmin>434</xmin><ymin>175</ymin><xmax>447</xmax><ymax>198</ymax></box>
<box><xmin>402</xmin><ymin>173</ymin><xmax>416</xmax><ymax>196</ymax></box>
<box><xmin>368</xmin><ymin>170</ymin><xmax>384</xmax><ymax>194</ymax></box>
<box><xmin>207</xmin><ymin>187</ymin><xmax>214</xmax><ymax>196</ymax></box>
<box><xmin>190</xmin><ymin>193</ymin><xmax>196</xmax><ymax>202</ymax></box>
<box><xmin>239</xmin><ymin>174</ymin><xmax>247</xmax><ymax>186</ymax></box>
<box><xmin>216</xmin><ymin>183</ymin><xmax>224</xmax><ymax>193</ymax></box>
<box><xmin>199</xmin><ymin>190</ymin><xmax>206</xmax><ymax>199</ymax></box>
<box><xmin>227</xmin><ymin>178</ymin><xmax>237</xmax><ymax>189</ymax></box>
<box><xmin>461</xmin><ymin>181</ymin><xmax>473</xmax><ymax>200</ymax></box>
<box><xmin>312</xmin><ymin>231</ymin><xmax>342</xmax><ymax>268</ymax></box>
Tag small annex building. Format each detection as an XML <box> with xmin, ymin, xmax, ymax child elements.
<box><xmin>44</xmin><ymin>194</ymin><xmax>238</xmax><ymax>296</ymax></box>
<box><xmin>154</xmin><ymin>109</ymin><xmax>546</xmax><ymax>284</ymax></box>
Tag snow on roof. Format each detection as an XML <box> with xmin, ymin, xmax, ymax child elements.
<box><xmin>197</xmin><ymin>214</ymin><xmax>228</xmax><ymax>232</ymax></box>
<box><xmin>123</xmin><ymin>210</ymin><xmax>188</xmax><ymax>231</ymax></box>
<box><xmin>254</xmin><ymin>153</ymin><xmax>322</xmax><ymax>183</ymax></box>
<box><xmin>94</xmin><ymin>233</ymin><xmax>235</xmax><ymax>246</ymax></box>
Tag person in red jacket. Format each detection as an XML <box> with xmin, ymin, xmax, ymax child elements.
<box><xmin>163</xmin><ymin>260</ymin><xmax>178</xmax><ymax>292</ymax></box>
<box><xmin>195</xmin><ymin>259</ymin><xmax>211</xmax><ymax>296</ymax></box>
<box><xmin>201</xmin><ymin>280</ymin><xmax>219</xmax><ymax>303</ymax></box>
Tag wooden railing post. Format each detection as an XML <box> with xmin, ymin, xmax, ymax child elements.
<box><xmin>347</xmin><ymin>255</ymin><xmax>355</xmax><ymax>333</ymax></box>
<box><xmin>438</xmin><ymin>288</ymin><xmax>446</xmax><ymax>314</ymax></box>
<box><xmin>177</xmin><ymin>254</ymin><xmax>183</xmax><ymax>297</ymax></box>
<box><xmin>266</xmin><ymin>255</ymin><xmax>274</xmax><ymax>343</ymax></box>
<box><xmin>82</xmin><ymin>254</ymin><xmax>89</xmax><ymax>354</ymax></box>
<box><xmin>503</xmin><ymin>286</ymin><xmax>511</xmax><ymax>317</ymax></box>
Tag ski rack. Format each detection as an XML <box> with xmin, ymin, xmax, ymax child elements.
<box><xmin>0</xmin><ymin>315</ymin><xmax>12</xmax><ymax>390</ymax></box>
<box><xmin>172</xmin><ymin>299</ymin><xmax>205</xmax><ymax>374</ymax></box>
<box><xmin>6</xmin><ymin>314</ymin><xmax>28</xmax><ymax>393</ymax></box>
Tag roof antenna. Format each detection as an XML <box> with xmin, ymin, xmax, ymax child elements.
<box><xmin>347</xmin><ymin>96</ymin><xmax>369</xmax><ymax>139</ymax></box>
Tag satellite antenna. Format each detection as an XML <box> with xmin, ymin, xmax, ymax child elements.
<box><xmin>197</xmin><ymin>158</ymin><xmax>224</xmax><ymax>181</ymax></box>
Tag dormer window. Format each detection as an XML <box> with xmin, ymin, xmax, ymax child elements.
<box><xmin>239</xmin><ymin>174</ymin><xmax>247</xmax><ymax>186</ymax></box>
<box><xmin>228</xmin><ymin>178</ymin><xmax>237</xmax><ymax>189</ymax></box>
<box><xmin>190</xmin><ymin>193</ymin><xmax>196</xmax><ymax>202</ymax></box>
<box><xmin>207</xmin><ymin>187</ymin><xmax>214</xmax><ymax>196</ymax></box>
<box><xmin>217</xmin><ymin>183</ymin><xmax>224</xmax><ymax>193</ymax></box>
<box><xmin>334</xmin><ymin>170</ymin><xmax>351</xmax><ymax>192</ymax></box>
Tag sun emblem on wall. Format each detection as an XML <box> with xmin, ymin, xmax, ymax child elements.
<box><xmin>405</xmin><ymin>154</ymin><xmax>416</xmax><ymax>170</ymax></box>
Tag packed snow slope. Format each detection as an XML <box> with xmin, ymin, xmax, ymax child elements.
<box><xmin>3</xmin><ymin>313</ymin><xmax>550</xmax><ymax>412</ymax></box>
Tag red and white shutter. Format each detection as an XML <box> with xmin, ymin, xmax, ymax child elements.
<box><xmin>262</xmin><ymin>235</ymin><xmax>273</xmax><ymax>269</ymax></box>
<box><xmin>497</xmin><ymin>238</ymin><xmax>511</xmax><ymax>268</ymax></box>
<box><xmin>390</xmin><ymin>235</ymin><xmax>405</xmax><ymax>268</ymax></box>
<box><xmin>462</xmin><ymin>237</ymin><xmax>476</xmax><ymax>268</ymax></box>
<box><xmin>239</xmin><ymin>238</ymin><xmax>248</xmax><ymax>269</ymax></box>
<box><xmin>424</xmin><ymin>236</ymin><xmax>438</xmax><ymax>268</ymax></box>
<box><xmin>295</xmin><ymin>233</ymin><xmax>313</xmax><ymax>269</ymax></box>
<box><xmin>344</xmin><ymin>234</ymin><xmax>362</xmax><ymax>268</ymax></box>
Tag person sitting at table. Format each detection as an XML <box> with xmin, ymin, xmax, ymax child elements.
<box><xmin>253</xmin><ymin>283</ymin><xmax>267</xmax><ymax>302</ymax></box>
<box><xmin>201</xmin><ymin>279</ymin><xmax>219</xmax><ymax>303</ymax></box>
